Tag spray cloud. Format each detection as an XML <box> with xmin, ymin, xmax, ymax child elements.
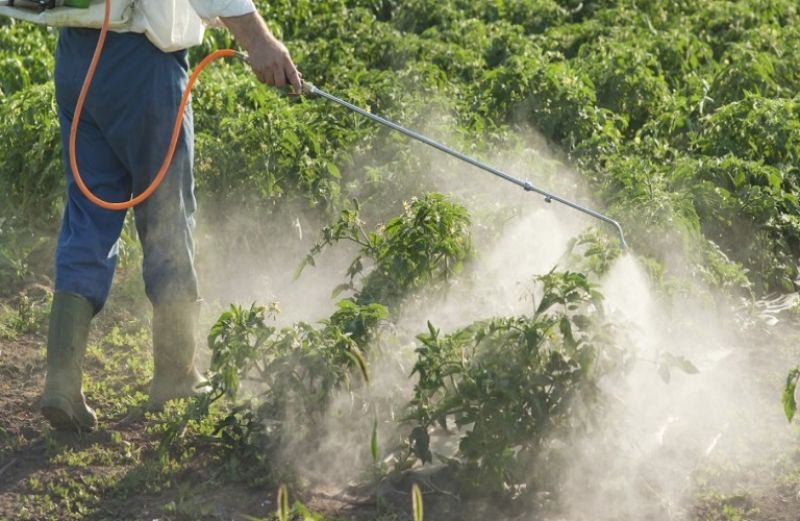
<box><xmin>195</xmin><ymin>100</ymin><xmax>798</xmax><ymax>520</ymax></box>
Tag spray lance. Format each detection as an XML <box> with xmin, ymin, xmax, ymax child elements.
<box><xmin>7</xmin><ymin>0</ymin><xmax>627</xmax><ymax>249</ymax></box>
<box><xmin>230</xmin><ymin>74</ymin><xmax>628</xmax><ymax>249</ymax></box>
<box><xmin>296</xmin><ymin>81</ymin><xmax>628</xmax><ymax>249</ymax></box>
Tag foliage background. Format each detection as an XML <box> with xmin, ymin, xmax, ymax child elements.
<box><xmin>2</xmin><ymin>0</ymin><xmax>800</xmax><ymax>295</ymax></box>
<box><xmin>2</xmin><ymin>1</ymin><xmax>800</xmax><ymax>519</ymax></box>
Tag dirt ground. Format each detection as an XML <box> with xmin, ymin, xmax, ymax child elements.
<box><xmin>0</xmin><ymin>290</ymin><xmax>392</xmax><ymax>521</ymax></box>
<box><xmin>1</xmin><ymin>288</ymin><xmax>800</xmax><ymax>521</ymax></box>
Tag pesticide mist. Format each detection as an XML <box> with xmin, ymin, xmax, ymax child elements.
<box><xmin>557</xmin><ymin>252</ymin><xmax>797</xmax><ymax>521</ymax></box>
<box><xmin>196</xmin><ymin>116</ymin><xmax>798</xmax><ymax>521</ymax></box>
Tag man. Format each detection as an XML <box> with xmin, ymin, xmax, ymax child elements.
<box><xmin>40</xmin><ymin>0</ymin><xmax>301</xmax><ymax>432</ymax></box>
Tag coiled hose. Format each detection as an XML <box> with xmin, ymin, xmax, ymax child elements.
<box><xmin>68</xmin><ymin>0</ymin><xmax>239</xmax><ymax>210</ymax></box>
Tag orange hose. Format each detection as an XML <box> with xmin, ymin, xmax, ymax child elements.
<box><xmin>68</xmin><ymin>0</ymin><xmax>238</xmax><ymax>210</ymax></box>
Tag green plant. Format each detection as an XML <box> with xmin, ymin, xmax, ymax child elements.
<box><xmin>577</xmin><ymin>29</ymin><xmax>671</xmax><ymax>134</ymax></box>
<box><xmin>0</xmin><ymin>83</ymin><xmax>64</xmax><ymax>231</ymax></box>
<box><xmin>0</xmin><ymin>22</ymin><xmax>55</xmax><ymax>96</ymax></box>
<box><xmin>406</xmin><ymin>270</ymin><xmax>628</xmax><ymax>497</ymax></box>
<box><xmin>298</xmin><ymin>193</ymin><xmax>472</xmax><ymax>307</ymax></box>
<box><xmin>160</xmin><ymin>299</ymin><xmax>385</xmax><ymax>465</ymax></box>
<box><xmin>0</xmin><ymin>291</ymin><xmax>51</xmax><ymax>338</ymax></box>
<box><xmin>563</xmin><ymin>227</ymin><xmax>622</xmax><ymax>277</ymax></box>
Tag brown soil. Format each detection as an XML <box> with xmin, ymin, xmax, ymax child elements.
<box><xmin>1</xmin><ymin>295</ymin><xmax>799</xmax><ymax>521</ymax></box>
<box><xmin>0</xmin><ymin>325</ymin><xmax>380</xmax><ymax>521</ymax></box>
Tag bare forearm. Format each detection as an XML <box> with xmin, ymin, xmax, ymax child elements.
<box><xmin>220</xmin><ymin>12</ymin><xmax>275</xmax><ymax>54</ymax></box>
<box><xmin>221</xmin><ymin>12</ymin><xmax>301</xmax><ymax>91</ymax></box>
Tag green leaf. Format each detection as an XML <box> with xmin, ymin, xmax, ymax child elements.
<box><xmin>277</xmin><ymin>483</ymin><xmax>289</xmax><ymax>521</ymax></box>
<box><xmin>371</xmin><ymin>417</ymin><xmax>379</xmax><ymax>466</ymax></box>
<box><xmin>782</xmin><ymin>368</ymin><xmax>800</xmax><ymax>422</ymax></box>
<box><xmin>331</xmin><ymin>283</ymin><xmax>353</xmax><ymax>299</ymax></box>
<box><xmin>672</xmin><ymin>355</ymin><xmax>699</xmax><ymax>375</ymax></box>
<box><xmin>326</xmin><ymin>162</ymin><xmax>341</xmax><ymax>179</ymax></box>
<box><xmin>412</xmin><ymin>483</ymin><xmax>424</xmax><ymax>521</ymax></box>
<box><xmin>345</xmin><ymin>348</ymin><xmax>370</xmax><ymax>384</ymax></box>
<box><xmin>292</xmin><ymin>254</ymin><xmax>316</xmax><ymax>281</ymax></box>
<box><xmin>659</xmin><ymin>352</ymin><xmax>699</xmax><ymax>380</ymax></box>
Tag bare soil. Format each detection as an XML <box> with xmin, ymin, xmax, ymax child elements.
<box><xmin>1</xmin><ymin>292</ymin><xmax>800</xmax><ymax>521</ymax></box>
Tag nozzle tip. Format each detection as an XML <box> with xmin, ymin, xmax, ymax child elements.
<box><xmin>301</xmin><ymin>80</ymin><xmax>317</xmax><ymax>96</ymax></box>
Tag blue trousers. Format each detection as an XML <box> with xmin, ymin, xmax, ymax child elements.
<box><xmin>54</xmin><ymin>28</ymin><xmax>198</xmax><ymax>313</ymax></box>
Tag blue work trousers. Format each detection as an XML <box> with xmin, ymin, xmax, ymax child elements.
<box><xmin>54</xmin><ymin>28</ymin><xmax>198</xmax><ymax>313</ymax></box>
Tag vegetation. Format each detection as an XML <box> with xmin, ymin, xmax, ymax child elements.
<box><xmin>5</xmin><ymin>1</ymin><xmax>800</xmax><ymax>292</ymax></box>
<box><xmin>297</xmin><ymin>194</ymin><xmax>472</xmax><ymax>308</ymax></box>
<box><xmin>407</xmin><ymin>271</ymin><xmax>624</xmax><ymax>496</ymax></box>
<box><xmin>2</xmin><ymin>1</ymin><xmax>800</xmax><ymax>520</ymax></box>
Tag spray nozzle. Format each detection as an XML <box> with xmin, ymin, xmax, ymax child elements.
<box><xmin>299</xmin><ymin>80</ymin><xmax>318</xmax><ymax>97</ymax></box>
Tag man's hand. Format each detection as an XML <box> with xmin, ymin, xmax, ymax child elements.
<box><xmin>221</xmin><ymin>12</ymin><xmax>302</xmax><ymax>93</ymax></box>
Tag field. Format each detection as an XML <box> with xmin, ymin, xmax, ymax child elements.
<box><xmin>2</xmin><ymin>1</ymin><xmax>800</xmax><ymax>520</ymax></box>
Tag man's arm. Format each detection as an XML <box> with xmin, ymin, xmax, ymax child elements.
<box><xmin>220</xmin><ymin>12</ymin><xmax>302</xmax><ymax>93</ymax></box>
<box><xmin>187</xmin><ymin>0</ymin><xmax>301</xmax><ymax>92</ymax></box>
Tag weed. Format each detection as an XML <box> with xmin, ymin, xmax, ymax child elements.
<box><xmin>0</xmin><ymin>291</ymin><xmax>51</xmax><ymax>339</ymax></box>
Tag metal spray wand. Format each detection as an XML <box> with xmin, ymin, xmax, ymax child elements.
<box><xmin>300</xmin><ymin>82</ymin><xmax>628</xmax><ymax>249</ymax></box>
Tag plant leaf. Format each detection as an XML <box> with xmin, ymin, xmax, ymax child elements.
<box><xmin>412</xmin><ymin>483</ymin><xmax>424</xmax><ymax>521</ymax></box>
<box><xmin>782</xmin><ymin>368</ymin><xmax>800</xmax><ymax>422</ymax></box>
<box><xmin>277</xmin><ymin>483</ymin><xmax>289</xmax><ymax>521</ymax></box>
<box><xmin>672</xmin><ymin>355</ymin><xmax>699</xmax><ymax>375</ymax></box>
<box><xmin>371</xmin><ymin>417</ymin><xmax>379</xmax><ymax>466</ymax></box>
<box><xmin>345</xmin><ymin>348</ymin><xmax>370</xmax><ymax>384</ymax></box>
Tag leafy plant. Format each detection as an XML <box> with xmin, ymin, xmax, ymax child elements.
<box><xmin>298</xmin><ymin>193</ymin><xmax>472</xmax><ymax>307</ymax></box>
<box><xmin>406</xmin><ymin>270</ymin><xmax>628</xmax><ymax>497</ymax></box>
<box><xmin>656</xmin><ymin>352</ymin><xmax>700</xmax><ymax>384</ymax></box>
<box><xmin>160</xmin><ymin>299</ymin><xmax>385</xmax><ymax>465</ymax></box>
<box><xmin>0</xmin><ymin>83</ymin><xmax>63</xmax><ymax>233</ymax></box>
<box><xmin>563</xmin><ymin>227</ymin><xmax>622</xmax><ymax>277</ymax></box>
<box><xmin>0</xmin><ymin>22</ymin><xmax>55</xmax><ymax>96</ymax></box>
<box><xmin>0</xmin><ymin>292</ymin><xmax>51</xmax><ymax>339</ymax></box>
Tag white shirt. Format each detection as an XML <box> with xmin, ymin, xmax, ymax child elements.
<box><xmin>0</xmin><ymin>0</ymin><xmax>251</xmax><ymax>51</ymax></box>
<box><xmin>131</xmin><ymin>0</ymin><xmax>256</xmax><ymax>52</ymax></box>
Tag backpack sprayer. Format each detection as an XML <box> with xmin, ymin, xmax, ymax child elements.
<box><xmin>0</xmin><ymin>0</ymin><xmax>89</xmax><ymax>13</ymax></box>
<box><xmin>3</xmin><ymin>0</ymin><xmax>628</xmax><ymax>249</ymax></box>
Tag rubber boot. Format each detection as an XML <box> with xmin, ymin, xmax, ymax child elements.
<box><xmin>40</xmin><ymin>292</ymin><xmax>98</xmax><ymax>433</ymax></box>
<box><xmin>147</xmin><ymin>301</ymin><xmax>207</xmax><ymax>408</ymax></box>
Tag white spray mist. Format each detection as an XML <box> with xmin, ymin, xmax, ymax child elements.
<box><xmin>194</xmin><ymin>102</ymin><xmax>798</xmax><ymax>520</ymax></box>
<box><xmin>551</xmin><ymin>252</ymin><xmax>798</xmax><ymax>521</ymax></box>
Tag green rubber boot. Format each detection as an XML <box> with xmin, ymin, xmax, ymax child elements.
<box><xmin>40</xmin><ymin>292</ymin><xmax>98</xmax><ymax>433</ymax></box>
<box><xmin>147</xmin><ymin>301</ymin><xmax>208</xmax><ymax>408</ymax></box>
